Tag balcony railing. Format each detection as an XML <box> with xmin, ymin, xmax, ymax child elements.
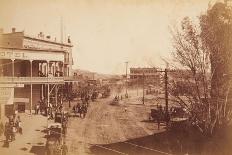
<box><xmin>64</xmin><ymin>76</ymin><xmax>79</xmax><ymax>81</ymax></box>
<box><xmin>0</xmin><ymin>76</ymin><xmax>64</xmax><ymax>84</ymax></box>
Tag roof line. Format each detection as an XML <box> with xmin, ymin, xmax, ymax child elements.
<box><xmin>0</xmin><ymin>46</ymin><xmax>66</xmax><ymax>53</ymax></box>
<box><xmin>24</xmin><ymin>35</ymin><xmax>73</xmax><ymax>47</ymax></box>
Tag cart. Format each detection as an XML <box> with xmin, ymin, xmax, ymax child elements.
<box><xmin>46</xmin><ymin>123</ymin><xmax>64</xmax><ymax>155</ymax></box>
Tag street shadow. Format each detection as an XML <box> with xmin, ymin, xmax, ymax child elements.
<box><xmin>90</xmin><ymin>124</ymin><xmax>232</xmax><ymax>155</ymax></box>
<box><xmin>2</xmin><ymin>140</ymin><xmax>9</xmax><ymax>148</ymax></box>
<box><xmin>141</xmin><ymin>120</ymin><xmax>168</xmax><ymax>125</ymax></box>
<box><xmin>109</xmin><ymin>102</ymin><xmax>120</xmax><ymax>106</ymax></box>
<box><xmin>41</xmin><ymin>129</ymin><xmax>47</xmax><ymax>133</ymax></box>
<box><xmin>140</xmin><ymin>119</ymin><xmax>155</xmax><ymax>123</ymax></box>
<box><xmin>30</xmin><ymin>145</ymin><xmax>46</xmax><ymax>155</ymax></box>
<box><xmin>20</xmin><ymin>147</ymin><xmax>28</xmax><ymax>151</ymax></box>
<box><xmin>89</xmin><ymin>129</ymin><xmax>207</xmax><ymax>155</ymax></box>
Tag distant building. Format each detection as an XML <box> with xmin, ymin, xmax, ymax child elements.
<box><xmin>129</xmin><ymin>67</ymin><xmax>161</xmax><ymax>86</ymax></box>
<box><xmin>0</xmin><ymin>28</ymin><xmax>74</xmax><ymax>119</ymax></box>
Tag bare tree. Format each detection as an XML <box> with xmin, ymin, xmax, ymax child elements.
<box><xmin>169</xmin><ymin>1</ymin><xmax>232</xmax><ymax>135</ymax></box>
<box><xmin>170</xmin><ymin>16</ymin><xmax>213</xmax><ymax>134</ymax></box>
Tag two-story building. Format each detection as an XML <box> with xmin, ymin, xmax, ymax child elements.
<box><xmin>129</xmin><ymin>67</ymin><xmax>161</xmax><ymax>86</ymax></box>
<box><xmin>0</xmin><ymin>28</ymin><xmax>74</xmax><ymax>119</ymax></box>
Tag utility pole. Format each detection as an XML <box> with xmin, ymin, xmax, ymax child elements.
<box><xmin>125</xmin><ymin>61</ymin><xmax>128</xmax><ymax>98</ymax></box>
<box><xmin>132</xmin><ymin>67</ymin><xmax>170</xmax><ymax>127</ymax></box>
<box><xmin>142</xmin><ymin>72</ymin><xmax>145</xmax><ymax>104</ymax></box>
<box><xmin>137</xmin><ymin>76</ymin><xmax>139</xmax><ymax>96</ymax></box>
<box><xmin>164</xmin><ymin>68</ymin><xmax>169</xmax><ymax>127</ymax></box>
<box><xmin>92</xmin><ymin>72</ymin><xmax>95</xmax><ymax>80</ymax></box>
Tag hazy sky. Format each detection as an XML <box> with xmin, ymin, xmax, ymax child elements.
<box><xmin>0</xmin><ymin>0</ymin><xmax>213</xmax><ymax>74</ymax></box>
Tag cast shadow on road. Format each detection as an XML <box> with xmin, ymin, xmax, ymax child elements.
<box><xmin>90</xmin><ymin>126</ymin><xmax>232</xmax><ymax>155</ymax></box>
<box><xmin>140</xmin><ymin>119</ymin><xmax>166</xmax><ymax>123</ymax></box>
<box><xmin>30</xmin><ymin>145</ymin><xmax>46</xmax><ymax>155</ymax></box>
<box><xmin>89</xmin><ymin>128</ymin><xmax>213</xmax><ymax>155</ymax></box>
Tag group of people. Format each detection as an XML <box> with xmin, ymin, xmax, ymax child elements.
<box><xmin>4</xmin><ymin>114</ymin><xmax>22</xmax><ymax>147</ymax></box>
<box><xmin>114</xmin><ymin>95</ymin><xmax>123</xmax><ymax>101</ymax></box>
<box><xmin>36</xmin><ymin>97</ymin><xmax>64</xmax><ymax>119</ymax></box>
<box><xmin>35</xmin><ymin>98</ymin><xmax>49</xmax><ymax>115</ymax></box>
<box><xmin>72</xmin><ymin>102</ymin><xmax>88</xmax><ymax>118</ymax></box>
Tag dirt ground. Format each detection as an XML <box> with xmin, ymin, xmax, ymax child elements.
<box><xmin>66</xmin><ymin>89</ymin><xmax>169</xmax><ymax>155</ymax></box>
<box><xmin>0</xmin><ymin>113</ymin><xmax>47</xmax><ymax>155</ymax></box>
<box><xmin>1</xmin><ymin>88</ymin><xmax>230</xmax><ymax>155</ymax></box>
<box><xmin>0</xmin><ymin>88</ymin><xmax>169</xmax><ymax>155</ymax></box>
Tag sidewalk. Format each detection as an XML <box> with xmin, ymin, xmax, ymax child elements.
<box><xmin>0</xmin><ymin>113</ymin><xmax>47</xmax><ymax>155</ymax></box>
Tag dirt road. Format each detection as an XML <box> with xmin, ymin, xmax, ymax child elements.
<box><xmin>66</xmin><ymin>96</ymin><xmax>168</xmax><ymax>155</ymax></box>
<box><xmin>0</xmin><ymin>114</ymin><xmax>47</xmax><ymax>155</ymax></box>
<box><xmin>0</xmin><ymin>89</ymin><xmax>171</xmax><ymax>155</ymax></box>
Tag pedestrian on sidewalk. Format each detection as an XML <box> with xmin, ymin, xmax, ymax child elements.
<box><xmin>68</xmin><ymin>95</ymin><xmax>72</xmax><ymax>108</ymax></box>
<box><xmin>62</xmin><ymin>142</ymin><xmax>68</xmax><ymax>155</ymax></box>
<box><xmin>0</xmin><ymin>122</ymin><xmax>4</xmax><ymax>136</ymax></box>
<box><xmin>16</xmin><ymin>116</ymin><xmax>22</xmax><ymax>134</ymax></box>
<box><xmin>4</xmin><ymin>122</ymin><xmax>10</xmax><ymax>147</ymax></box>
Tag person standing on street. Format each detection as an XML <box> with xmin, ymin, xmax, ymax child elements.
<box><xmin>4</xmin><ymin>122</ymin><xmax>10</xmax><ymax>144</ymax></box>
<box><xmin>62</xmin><ymin>142</ymin><xmax>68</xmax><ymax>155</ymax></box>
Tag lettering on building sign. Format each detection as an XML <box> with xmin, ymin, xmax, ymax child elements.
<box><xmin>0</xmin><ymin>51</ymin><xmax>27</xmax><ymax>59</ymax></box>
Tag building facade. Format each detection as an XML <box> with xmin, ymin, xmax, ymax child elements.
<box><xmin>129</xmin><ymin>67</ymin><xmax>161</xmax><ymax>86</ymax></box>
<box><xmin>0</xmin><ymin>28</ymin><xmax>73</xmax><ymax>119</ymax></box>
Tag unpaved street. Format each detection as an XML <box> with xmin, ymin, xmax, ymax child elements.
<box><xmin>0</xmin><ymin>90</ymin><xmax>171</xmax><ymax>155</ymax></box>
<box><xmin>66</xmin><ymin>95</ymin><xmax>168</xmax><ymax>155</ymax></box>
<box><xmin>0</xmin><ymin>114</ymin><xmax>47</xmax><ymax>155</ymax></box>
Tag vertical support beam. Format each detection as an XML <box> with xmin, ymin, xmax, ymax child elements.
<box><xmin>54</xmin><ymin>62</ymin><xmax>57</xmax><ymax>76</ymax></box>
<box><xmin>143</xmin><ymin>72</ymin><xmax>145</xmax><ymax>104</ymax></box>
<box><xmin>125</xmin><ymin>61</ymin><xmax>128</xmax><ymax>97</ymax></box>
<box><xmin>11</xmin><ymin>59</ymin><xmax>15</xmax><ymax>77</ymax></box>
<box><xmin>47</xmin><ymin>61</ymin><xmax>50</xmax><ymax>108</ymax></box>
<box><xmin>55</xmin><ymin>85</ymin><xmax>58</xmax><ymax>107</ymax></box>
<box><xmin>62</xmin><ymin>61</ymin><xmax>64</xmax><ymax>77</ymax></box>
<box><xmin>41</xmin><ymin>84</ymin><xmax>44</xmax><ymax>99</ymax></box>
<box><xmin>164</xmin><ymin>69</ymin><xmax>169</xmax><ymax>126</ymax></box>
<box><xmin>137</xmin><ymin>76</ymin><xmax>139</xmax><ymax>96</ymax></box>
<box><xmin>30</xmin><ymin>60</ymin><xmax>33</xmax><ymax>114</ymax></box>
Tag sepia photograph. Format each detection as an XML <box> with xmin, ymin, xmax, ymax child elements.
<box><xmin>0</xmin><ymin>0</ymin><xmax>232</xmax><ymax>155</ymax></box>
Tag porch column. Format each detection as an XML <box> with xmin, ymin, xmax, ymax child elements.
<box><xmin>41</xmin><ymin>84</ymin><xmax>44</xmax><ymax>99</ymax></box>
<box><xmin>55</xmin><ymin>85</ymin><xmax>58</xmax><ymax>107</ymax></box>
<box><xmin>30</xmin><ymin>60</ymin><xmax>33</xmax><ymax>114</ymax></box>
<box><xmin>47</xmin><ymin>61</ymin><xmax>50</xmax><ymax>108</ymax></box>
<box><xmin>11</xmin><ymin>59</ymin><xmax>15</xmax><ymax>77</ymax></box>
<box><xmin>41</xmin><ymin>62</ymin><xmax>44</xmax><ymax>100</ymax></box>
<box><xmin>62</xmin><ymin>62</ymin><xmax>64</xmax><ymax>77</ymax></box>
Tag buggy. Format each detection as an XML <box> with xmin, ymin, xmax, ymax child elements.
<box><xmin>46</xmin><ymin>123</ymin><xmax>64</xmax><ymax>155</ymax></box>
<box><xmin>54</xmin><ymin>112</ymin><xmax>68</xmax><ymax>135</ymax></box>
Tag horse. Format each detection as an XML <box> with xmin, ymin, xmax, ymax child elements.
<box><xmin>80</xmin><ymin>104</ymin><xmax>87</xmax><ymax>118</ymax></box>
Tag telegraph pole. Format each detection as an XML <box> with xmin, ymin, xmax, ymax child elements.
<box><xmin>164</xmin><ymin>69</ymin><xmax>169</xmax><ymax>126</ymax></box>
<box><xmin>92</xmin><ymin>72</ymin><xmax>95</xmax><ymax>80</ymax></box>
<box><xmin>125</xmin><ymin>61</ymin><xmax>128</xmax><ymax>98</ymax></box>
<box><xmin>132</xmin><ymin>67</ymin><xmax>170</xmax><ymax>127</ymax></box>
<box><xmin>142</xmin><ymin>72</ymin><xmax>145</xmax><ymax>104</ymax></box>
<box><xmin>137</xmin><ymin>76</ymin><xmax>139</xmax><ymax>96</ymax></box>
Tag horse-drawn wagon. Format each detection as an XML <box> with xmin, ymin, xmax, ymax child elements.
<box><xmin>54</xmin><ymin>112</ymin><xmax>68</xmax><ymax>135</ymax></box>
<box><xmin>45</xmin><ymin>123</ymin><xmax>66</xmax><ymax>155</ymax></box>
<box><xmin>149</xmin><ymin>105</ymin><xmax>189</xmax><ymax>130</ymax></box>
